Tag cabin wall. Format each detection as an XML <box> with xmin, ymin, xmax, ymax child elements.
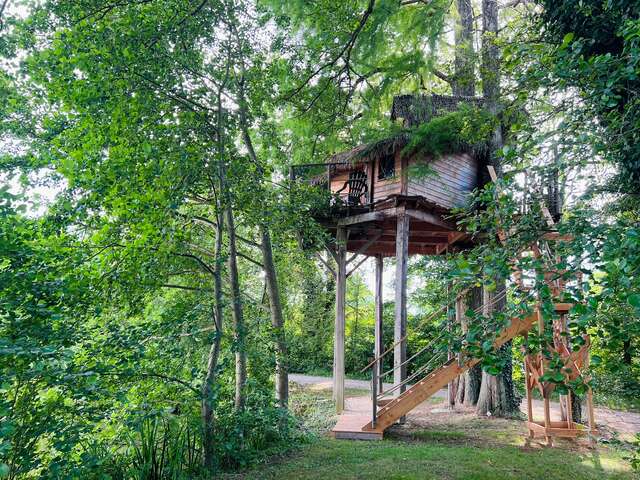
<box><xmin>407</xmin><ymin>153</ymin><xmax>478</xmax><ymax>209</ymax></box>
<box><xmin>330</xmin><ymin>170</ymin><xmax>350</xmax><ymax>194</ymax></box>
<box><xmin>328</xmin><ymin>155</ymin><xmax>402</xmax><ymax>203</ymax></box>
<box><xmin>327</xmin><ymin>151</ymin><xmax>478</xmax><ymax>209</ymax></box>
<box><xmin>372</xmin><ymin>152</ymin><xmax>402</xmax><ymax>203</ymax></box>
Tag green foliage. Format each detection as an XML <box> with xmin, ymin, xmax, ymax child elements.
<box><xmin>402</xmin><ymin>106</ymin><xmax>496</xmax><ymax>160</ymax></box>
<box><xmin>2</xmin><ymin>0</ymin><xmax>640</xmax><ymax>476</ymax></box>
<box><xmin>509</xmin><ymin>0</ymin><xmax>640</xmax><ymax>193</ymax></box>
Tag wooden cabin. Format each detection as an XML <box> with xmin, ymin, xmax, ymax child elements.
<box><xmin>318</xmin><ymin>139</ymin><xmax>483</xmax><ymax>256</ymax></box>
<box><xmin>291</xmin><ymin>94</ymin><xmax>488</xmax><ymax>257</ymax></box>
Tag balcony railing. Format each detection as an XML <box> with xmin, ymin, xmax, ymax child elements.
<box><xmin>290</xmin><ymin>162</ymin><xmax>372</xmax><ymax>208</ymax></box>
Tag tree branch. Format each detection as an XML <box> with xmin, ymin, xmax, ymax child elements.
<box><xmin>284</xmin><ymin>0</ymin><xmax>376</xmax><ymax>100</ymax></box>
<box><xmin>237</xmin><ymin>251</ymin><xmax>264</xmax><ymax>268</ymax></box>
<box><xmin>89</xmin><ymin>370</ymin><xmax>201</xmax><ymax>395</ymax></box>
<box><xmin>160</xmin><ymin>284</ymin><xmax>214</xmax><ymax>292</ymax></box>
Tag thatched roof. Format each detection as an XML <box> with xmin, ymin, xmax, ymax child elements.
<box><xmin>325</xmin><ymin>94</ymin><xmax>486</xmax><ymax>168</ymax></box>
<box><xmin>391</xmin><ymin>94</ymin><xmax>484</xmax><ymax>127</ymax></box>
<box><xmin>328</xmin><ymin>134</ymin><xmax>409</xmax><ymax>168</ymax></box>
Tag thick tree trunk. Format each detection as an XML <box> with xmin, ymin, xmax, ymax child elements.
<box><xmin>201</xmin><ymin>213</ymin><xmax>224</xmax><ymax>471</ymax></box>
<box><xmin>260</xmin><ymin>226</ymin><xmax>288</xmax><ymax>409</ymax></box>
<box><xmin>560</xmin><ymin>391</ymin><xmax>582</xmax><ymax>424</ymax></box>
<box><xmin>453</xmin><ymin>0</ymin><xmax>475</xmax><ymax>96</ymax></box>
<box><xmin>474</xmin><ymin>0</ymin><xmax>519</xmax><ymax>418</ymax></box>
<box><xmin>481</xmin><ymin>0</ymin><xmax>503</xmax><ymax>174</ymax></box>
<box><xmin>476</xmin><ymin>283</ymin><xmax>520</xmax><ymax>416</ymax></box>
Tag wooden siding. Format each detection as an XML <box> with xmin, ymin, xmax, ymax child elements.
<box><xmin>370</xmin><ymin>152</ymin><xmax>402</xmax><ymax>202</ymax></box>
<box><xmin>407</xmin><ymin>153</ymin><xmax>478</xmax><ymax>209</ymax></box>
<box><xmin>327</xmin><ymin>151</ymin><xmax>478</xmax><ymax>209</ymax></box>
<box><xmin>328</xmin><ymin>155</ymin><xmax>402</xmax><ymax>203</ymax></box>
<box><xmin>330</xmin><ymin>170</ymin><xmax>350</xmax><ymax>194</ymax></box>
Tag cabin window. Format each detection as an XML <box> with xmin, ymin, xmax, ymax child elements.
<box><xmin>378</xmin><ymin>153</ymin><xmax>395</xmax><ymax>180</ymax></box>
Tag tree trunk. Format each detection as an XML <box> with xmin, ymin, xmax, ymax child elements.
<box><xmin>457</xmin><ymin>286</ymin><xmax>482</xmax><ymax>406</ymax></box>
<box><xmin>201</xmin><ymin>212</ymin><xmax>224</xmax><ymax>471</ymax></box>
<box><xmin>560</xmin><ymin>391</ymin><xmax>582</xmax><ymax>424</ymax></box>
<box><xmin>481</xmin><ymin>0</ymin><xmax>503</xmax><ymax>174</ymax></box>
<box><xmin>236</xmin><ymin>80</ymin><xmax>290</xmax><ymax>409</ymax></box>
<box><xmin>476</xmin><ymin>283</ymin><xmax>520</xmax><ymax>416</ymax></box>
<box><xmin>260</xmin><ymin>225</ymin><xmax>288</xmax><ymax>409</ymax></box>
<box><xmin>202</xmin><ymin>80</ymin><xmax>230</xmax><ymax>470</ymax></box>
<box><xmin>225</xmin><ymin>204</ymin><xmax>246</xmax><ymax>411</ymax></box>
<box><xmin>453</xmin><ymin>0</ymin><xmax>475</xmax><ymax>96</ymax></box>
<box><xmin>473</xmin><ymin>0</ymin><xmax>519</xmax><ymax>418</ymax></box>
<box><xmin>623</xmin><ymin>338</ymin><xmax>633</xmax><ymax>365</ymax></box>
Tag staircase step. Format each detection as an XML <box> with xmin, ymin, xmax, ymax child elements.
<box><xmin>331</xmin><ymin>414</ymin><xmax>383</xmax><ymax>441</ymax></box>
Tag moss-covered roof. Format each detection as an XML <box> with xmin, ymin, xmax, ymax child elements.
<box><xmin>326</xmin><ymin>94</ymin><xmax>486</xmax><ymax>168</ymax></box>
<box><xmin>391</xmin><ymin>94</ymin><xmax>484</xmax><ymax>127</ymax></box>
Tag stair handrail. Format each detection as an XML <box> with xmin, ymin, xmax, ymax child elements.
<box><xmin>365</xmin><ymin>285</ymin><xmax>508</xmax><ymax>376</ymax></box>
<box><xmin>360</xmin><ymin>286</ymin><xmax>472</xmax><ymax>373</ymax></box>
<box><xmin>375</xmin><ymin>286</ymin><xmax>510</xmax><ymax>400</ymax></box>
<box><xmin>377</xmin><ymin>326</ymin><xmax>449</xmax><ymax>380</ymax></box>
<box><xmin>377</xmin><ymin>350</ymin><xmax>448</xmax><ymax>399</ymax></box>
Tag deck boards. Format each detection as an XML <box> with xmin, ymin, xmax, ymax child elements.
<box><xmin>331</xmin><ymin>414</ymin><xmax>383</xmax><ymax>440</ymax></box>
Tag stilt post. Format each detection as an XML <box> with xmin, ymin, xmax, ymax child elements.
<box><xmin>374</xmin><ymin>254</ymin><xmax>384</xmax><ymax>394</ymax></box>
<box><xmin>334</xmin><ymin>227</ymin><xmax>347</xmax><ymax>413</ymax></box>
<box><xmin>394</xmin><ymin>213</ymin><xmax>409</xmax><ymax>404</ymax></box>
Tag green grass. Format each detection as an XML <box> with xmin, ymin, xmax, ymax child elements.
<box><xmin>224</xmin><ymin>383</ymin><xmax>637</xmax><ymax>480</ymax></box>
<box><xmin>229</xmin><ymin>437</ymin><xmax>634</xmax><ymax>480</ymax></box>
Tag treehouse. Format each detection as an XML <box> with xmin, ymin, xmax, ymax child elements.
<box><xmin>291</xmin><ymin>94</ymin><xmax>595</xmax><ymax>445</ymax></box>
<box><xmin>291</xmin><ymin>94</ymin><xmax>488</xmax><ymax>257</ymax></box>
<box><xmin>290</xmin><ymin>94</ymin><xmax>488</xmax><ymax>413</ymax></box>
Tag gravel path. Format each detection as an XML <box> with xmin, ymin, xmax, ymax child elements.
<box><xmin>290</xmin><ymin>373</ymin><xmax>640</xmax><ymax>440</ymax></box>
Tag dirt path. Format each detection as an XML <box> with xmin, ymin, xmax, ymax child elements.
<box><xmin>290</xmin><ymin>373</ymin><xmax>640</xmax><ymax>440</ymax></box>
<box><xmin>290</xmin><ymin>373</ymin><xmax>446</xmax><ymax>397</ymax></box>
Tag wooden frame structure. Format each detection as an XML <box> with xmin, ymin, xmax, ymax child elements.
<box><xmin>520</xmin><ymin>251</ymin><xmax>597</xmax><ymax>447</ymax></box>
<box><xmin>323</xmin><ymin>197</ymin><xmax>473</xmax><ymax>413</ymax></box>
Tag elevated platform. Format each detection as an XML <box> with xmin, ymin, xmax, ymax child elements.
<box><xmin>319</xmin><ymin>195</ymin><xmax>474</xmax><ymax>256</ymax></box>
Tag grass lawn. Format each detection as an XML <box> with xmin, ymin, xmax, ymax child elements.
<box><xmin>232</xmin><ymin>436</ymin><xmax>634</xmax><ymax>480</ymax></box>
<box><xmin>225</xmin><ymin>384</ymin><xmax>637</xmax><ymax>480</ymax></box>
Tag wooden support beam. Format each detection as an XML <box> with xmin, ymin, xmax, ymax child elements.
<box><xmin>368</xmin><ymin>160</ymin><xmax>375</xmax><ymax>207</ymax></box>
<box><xmin>337</xmin><ymin>211</ymin><xmax>384</xmax><ymax>227</ymax></box>
<box><xmin>375</xmin><ymin>255</ymin><xmax>384</xmax><ymax>395</ymax></box>
<box><xmin>447</xmin><ymin>285</ymin><xmax>455</xmax><ymax>409</ymax></box>
<box><xmin>394</xmin><ymin>213</ymin><xmax>409</xmax><ymax>408</ymax></box>
<box><xmin>334</xmin><ymin>227</ymin><xmax>347</xmax><ymax>413</ymax></box>
<box><xmin>346</xmin><ymin>254</ymin><xmax>369</xmax><ymax>277</ymax></box>
<box><xmin>405</xmin><ymin>208</ymin><xmax>456</xmax><ymax>231</ymax></box>
<box><xmin>525</xmin><ymin>354</ymin><xmax>535</xmax><ymax>438</ymax></box>
<box><xmin>543</xmin><ymin>397</ymin><xmax>553</xmax><ymax>447</ymax></box>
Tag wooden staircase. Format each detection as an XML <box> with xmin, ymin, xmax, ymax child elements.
<box><xmin>331</xmin><ymin>312</ymin><xmax>538</xmax><ymax>439</ymax></box>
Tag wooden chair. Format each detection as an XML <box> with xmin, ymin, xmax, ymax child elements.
<box><xmin>336</xmin><ymin>170</ymin><xmax>369</xmax><ymax>206</ymax></box>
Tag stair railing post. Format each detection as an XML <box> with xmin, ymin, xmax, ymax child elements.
<box><xmin>371</xmin><ymin>359</ymin><xmax>378</xmax><ymax>428</ymax></box>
